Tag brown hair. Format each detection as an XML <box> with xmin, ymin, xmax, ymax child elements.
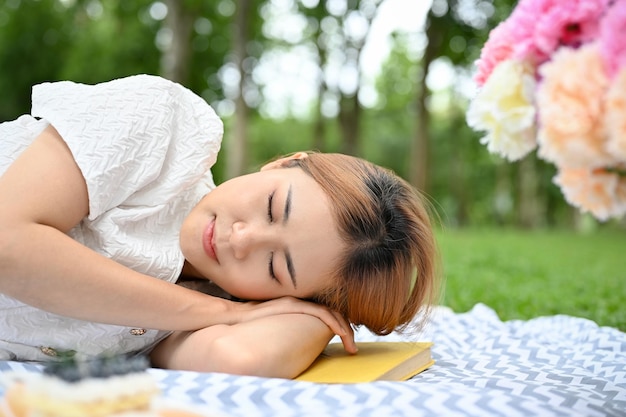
<box><xmin>281</xmin><ymin>152</ymin><xmax>441</xmax><ymax>335</ymax></box>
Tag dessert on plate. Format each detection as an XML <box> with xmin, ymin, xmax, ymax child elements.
<box><xmin>0</xmin><ymin>354</ymin><xmax>205</xmax><ymax>417</ymax></box>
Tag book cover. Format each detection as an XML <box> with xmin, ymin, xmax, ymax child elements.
<box><xmin>295</xmin><ymin>342</ymin><xmax>434</xmax><ymax>383</ymax></box>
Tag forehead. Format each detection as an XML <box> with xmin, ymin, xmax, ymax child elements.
<box><xmin>271</xmin><ymin>168</ymin><xmax>345</xmax><ymax>294</ymax></box>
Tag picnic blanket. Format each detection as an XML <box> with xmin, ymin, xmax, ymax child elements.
<box><xmin>1</xmin><ymin>303</ymin><xmax>624</xmax><ymax>416</ymax></box>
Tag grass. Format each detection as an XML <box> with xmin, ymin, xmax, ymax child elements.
<box><xmin>435</xmin><ymin>228</ymin><xmax>626</xmax><ymax>331</ymax></box>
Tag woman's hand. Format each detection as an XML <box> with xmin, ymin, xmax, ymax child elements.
<box><xmin>229</xmin><ymin>297</ymin><xmax>357</xmax><ymax>354</ymax></box>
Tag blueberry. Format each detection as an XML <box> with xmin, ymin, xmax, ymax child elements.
<box><xmin>43</xmin><ymin>354</ymin><xmax>150</xmax><ymax>382</ymax></box>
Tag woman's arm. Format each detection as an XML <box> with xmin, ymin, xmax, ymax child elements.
<box><xmin>0</xmin><ymin>125</ymin><xmax>229</xmax><ymax>330</ymax></box>
<box><xmin>150</xmin><ymin>313</ymin><xmax>340</xmax><ymax>379</ymax></box>
<box><xmin>0</xmin><ymin>126</ymin><xmax>355</xmax><ymax>348</ymax></box>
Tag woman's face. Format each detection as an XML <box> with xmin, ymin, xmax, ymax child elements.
<box><xmin>180</xmin><ymin>158</ymin><xmax>344</xmax><ymax>300</ymax></box>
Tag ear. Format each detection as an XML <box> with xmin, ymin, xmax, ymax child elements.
<box><xmin>260</xmin><ymin>152</ymin><xmax>309</xmax><ymax>171</ymax></box>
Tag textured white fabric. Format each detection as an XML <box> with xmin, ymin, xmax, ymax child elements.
<box><xmin>0</xmin><ymin>75</ymin><xmax>223</xmax><ymax>361</ymax></box>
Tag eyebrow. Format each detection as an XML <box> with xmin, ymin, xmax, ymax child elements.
<box><xmin>283</xmin><ymin>184</ymin><xmax>292</xmax><ymax>224</ymax></box>
<box><xmin>284</xmin><ymin>184</ymin><xmax>296</xmax><ymax>289</ymax></box>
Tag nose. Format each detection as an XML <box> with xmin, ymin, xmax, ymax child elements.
<box><xmin>230</xmin><ymin>221</ymin><xmax>273</xmax><ymax>260</ymax></box>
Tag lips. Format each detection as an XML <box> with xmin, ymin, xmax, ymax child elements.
<box><xmin>202</xmin><ymin>218</ymin><xmax>218</xmax><ymax>262</ymax></box>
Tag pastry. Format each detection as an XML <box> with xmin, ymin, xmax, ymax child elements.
<box><xmin>0</xmin><ymin>355</ymin><xmax>203</xmax><ymax>417</ymax></box>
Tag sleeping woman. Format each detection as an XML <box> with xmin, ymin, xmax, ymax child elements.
<box><xmin>0</xmin><ymin>75</ymin><xmax>440</xmax><ymax>379</ymax></box>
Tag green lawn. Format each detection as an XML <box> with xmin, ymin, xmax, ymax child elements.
<box><xmin>436</xmin><ymin>228</ymin><xmax>626</xmax><ymax>331</ymax></box>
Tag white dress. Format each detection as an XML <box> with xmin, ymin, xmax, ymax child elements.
<box><xmin>0</xmin><ymin>74</ymin><xmax>223</xmax><ymax>361</ymax></box>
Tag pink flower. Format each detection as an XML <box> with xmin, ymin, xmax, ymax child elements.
<box><xmin>513</xmin><ymin>0</ymin><xmax>610</xmax><ymax>60</ymax></box>
<box><xmin>599</xmin><ymin>0</ymin><xmax>626</xmax><ymax>77</ymax></box>
<box><xmin>474</xmin><ymin>21</ymin><xmax>518</xmax><ymax>86</ymax></box>
<box><xmin>554</xmin><ymin>167</ymin><xmax>626</xmax><ymax>221</ymax></box>
<box><xmin>474</xmin><ymin>0</ymin><xmax>611</xmax><ymax>86</ymax></box>
<box><xmin>605</xmin><ymin>70</ymin><xmax>626</xmax><ymax>162</ymax></box>
<box><xmin>536</xmin><ymin>44</ymin><xmax>614</xmax><ymax>169</ymax></box>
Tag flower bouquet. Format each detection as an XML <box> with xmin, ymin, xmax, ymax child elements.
<box><xmin>467</xmin><ymin>0</ymin><xmax>626</xmax><ymax>221</ymax></box>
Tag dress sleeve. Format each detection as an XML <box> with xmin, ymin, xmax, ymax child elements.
<box><xmin>30</xmin><ymin>74</ymin><xmax>223</xmax><ymax>220</ymax></box>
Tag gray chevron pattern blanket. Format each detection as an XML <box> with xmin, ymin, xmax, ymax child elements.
<box><xmin>1</xmin><ymin>304</ymin><xmax>624</xmax><ymax>416</ymax></box>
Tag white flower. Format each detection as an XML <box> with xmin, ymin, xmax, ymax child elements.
<box><xmin>467</xmin><ymin>59</ymin><xmax>537</xmax><ymax>161</ymax></box>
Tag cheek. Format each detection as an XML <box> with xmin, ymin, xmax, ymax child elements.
<box><xmin>212</xmin><ymin>182</ymin><xmax>257</xmax><ymax>207</ymax></box>
<box><xmin>193</xmin><ymin>192</ymin><xmax>215</xmax><ymax>213</ymax></box>
<box><xmin>218</xmin><ymin>274</ymin><xmax>286</xmax><ymax>301</ymax></box>
<box><xmin>209</xmin><ymin>265</ymin><xmax>267</xmax><ymax>300</ymax></box>
<box><xmin>223</xmin><ymin>283</ymin><xmax>274</xmax><ymax>301</ymax></box>
<box><xmin>178</xmin><ymin>217</ymin><xmax>200</xmax><ymax>261</ymax></box>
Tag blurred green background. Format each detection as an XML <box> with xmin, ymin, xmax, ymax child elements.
<box><xmin>1</xmin><ymin>0</ymin><xmax>623</xmax><ymax>329</ymax></box>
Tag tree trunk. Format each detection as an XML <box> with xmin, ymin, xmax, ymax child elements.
<box><xmin>226</xmin><ymin>0</ymin><xmax>252</xmax><ymax>179</ymax></box>
<box><xmin>412</xmin><ymin>16</ymin><xmax>439</xmax><ymax>193</ymax></box>
<box><xmin>313</xmin><ymin>89</ymin><xmax>326</xmax><ymax>152</ymax></box>
<box><xmin>450</xmin><ymin>120</ymin><xmax>469</xmax><ymax>226</ymax></box>
<box><xmin>335</xmin><ymin>2</ymin><xmax>380</xmax><ymax>157</ymax></box>
<box><xmin>412</xmin><ymin>75</ymin><xmax>430</xmax><ymax>192</ymax></box>
<box><xmin>338</xmin><ymin>94</ymin><xmax>361</xmax><ymax>156</ymax></box>
<box><xmin>161</xmin><ymin>0</ymin><xmax>194</xmax><ymax>84</ymax></box>
<box><xmin>517</xmin><ymin>155</ymin><xmax>543</xmax><ymax>228</ymax></box>
<box><xmin>313</xmin><ymin>35</ymin><xmax>328</xmax><ymax>151</ymax></box>
<box><xmin>493</xmin><ymin>161</ymin><xmax>513</xmax><ymax>225</ymax></box>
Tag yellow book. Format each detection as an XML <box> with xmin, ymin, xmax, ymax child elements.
<box><xmin>295</xmin><ymin>342</ymin><xmax>434</xmax><ymax>383</ymax></box>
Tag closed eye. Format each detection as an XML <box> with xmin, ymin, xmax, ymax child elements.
<box><xmin>267</xmin><ymin>191</ymin><xmax>277</xmax><ymax>282</ymax></box>
<box><xmin>267</xmin><ymin>191</ymin><xmax>275</xmax><ymax>223</ymax></box>
<box><xmin>268</xmin><ymin>252</ymin><xmax>278</xmax><ymax>282</ymax></box>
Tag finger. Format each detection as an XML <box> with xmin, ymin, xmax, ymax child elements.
<box><xmin>300</xmin><ymin>303</ymin><xmax>350</xmax><ymax>345</ymax></box>
<box><xmin>330</xmin><ymin>311</ymin><xmax>357</xmax><ymax>354</ymax></box>
<box><xmin>339</xmin><ymin>332</ymin><xmax>358</xmax><ymax>354</ymax></box>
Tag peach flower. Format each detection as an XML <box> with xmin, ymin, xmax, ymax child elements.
<box><xmin>536</xmin><ymin>44</ymin><xmax>614</xmax><ymax>169</ymax></box>
<box><xmin>605</xmin><ymin>70</ymin><xmax>626</xmax><ymax>162</ymax></box>
<box><xmin>554</xmin><ymin>167</ymin><xmax>626</xmax><ymax>221</ymax></box>
<box><xmin>467</xmin><ymin>59</ymin><xmax>537</xmax><ymax>161</ymax></box>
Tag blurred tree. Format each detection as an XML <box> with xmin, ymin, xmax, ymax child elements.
<box><xmin>152</xmin><ymin>0</ymin><xmax>240</xmax><ymax>183</ymax></box>
<box><xmin>334</xmin><ymin>0</ymin><xmax>381</xmax><ymax>156</ymax></box>
<box><xmin>209</xmin><ymin>0</ymin><xmax>266</xmax><ymax>179</ymax></box>
<box><xmin>297</xmin><ymin>0</ymin><xmax>382</xmax><ymax>156</ymax></box>
<box><xmin>0</xmin><ymin>0</ymin><xmax>164</xmax><ymax>122</ymax></box>
<box><xmin>59</xmin><ymin>0</ymin><xmax>160</xmax><ymax>83</ymax></box>
<box><xmin>153</xmin><ymin>0</ymin><xmax>233</xmax><ymax>104</ymax></box>
<box><xmin>295</xmin><ymin>0</ymin><xmax>329</xmax><ymax>151</ymax></box>
<box><xmin>161</xmin><ymin>0</ymin><xmax>195</xmax><ymax>83</ymax></box>
<box><xmin>369</xmin><ymin>32</ymin><xmax>419</xmax><ymax>178</ymax></box>
<box><xmin>226</xmin><ymin>0</ymin><xmax>252</xmax><ymax>179</ymax></box>
<box><xmin>412</xmin><ymin>0</ymin><xmax>532</xmax><ymax>226</ymax></box>
<box><xmin>370</xmin><ymin>0</ymin><xmax>560</xmax><ymax>227</ymax></box>
<box><xmin>1</xmin><ymin>0</ymin><xmax>606</xmax><ymax>229</ymax></box>
<box><xmin>413</xmin><ymin>0</ymin><xmax>515</xmax><ymax>192</ymax></box>
<box><xmin>0</xmin><ymin>0</ymin><xmax>72</xmax><ymax>121</ymax></box>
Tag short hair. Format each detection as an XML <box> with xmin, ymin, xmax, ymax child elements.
<box><xmin>281</xmin><ymin>152</ymin><xmax>441</xmax><ymax>335</ymax></box>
